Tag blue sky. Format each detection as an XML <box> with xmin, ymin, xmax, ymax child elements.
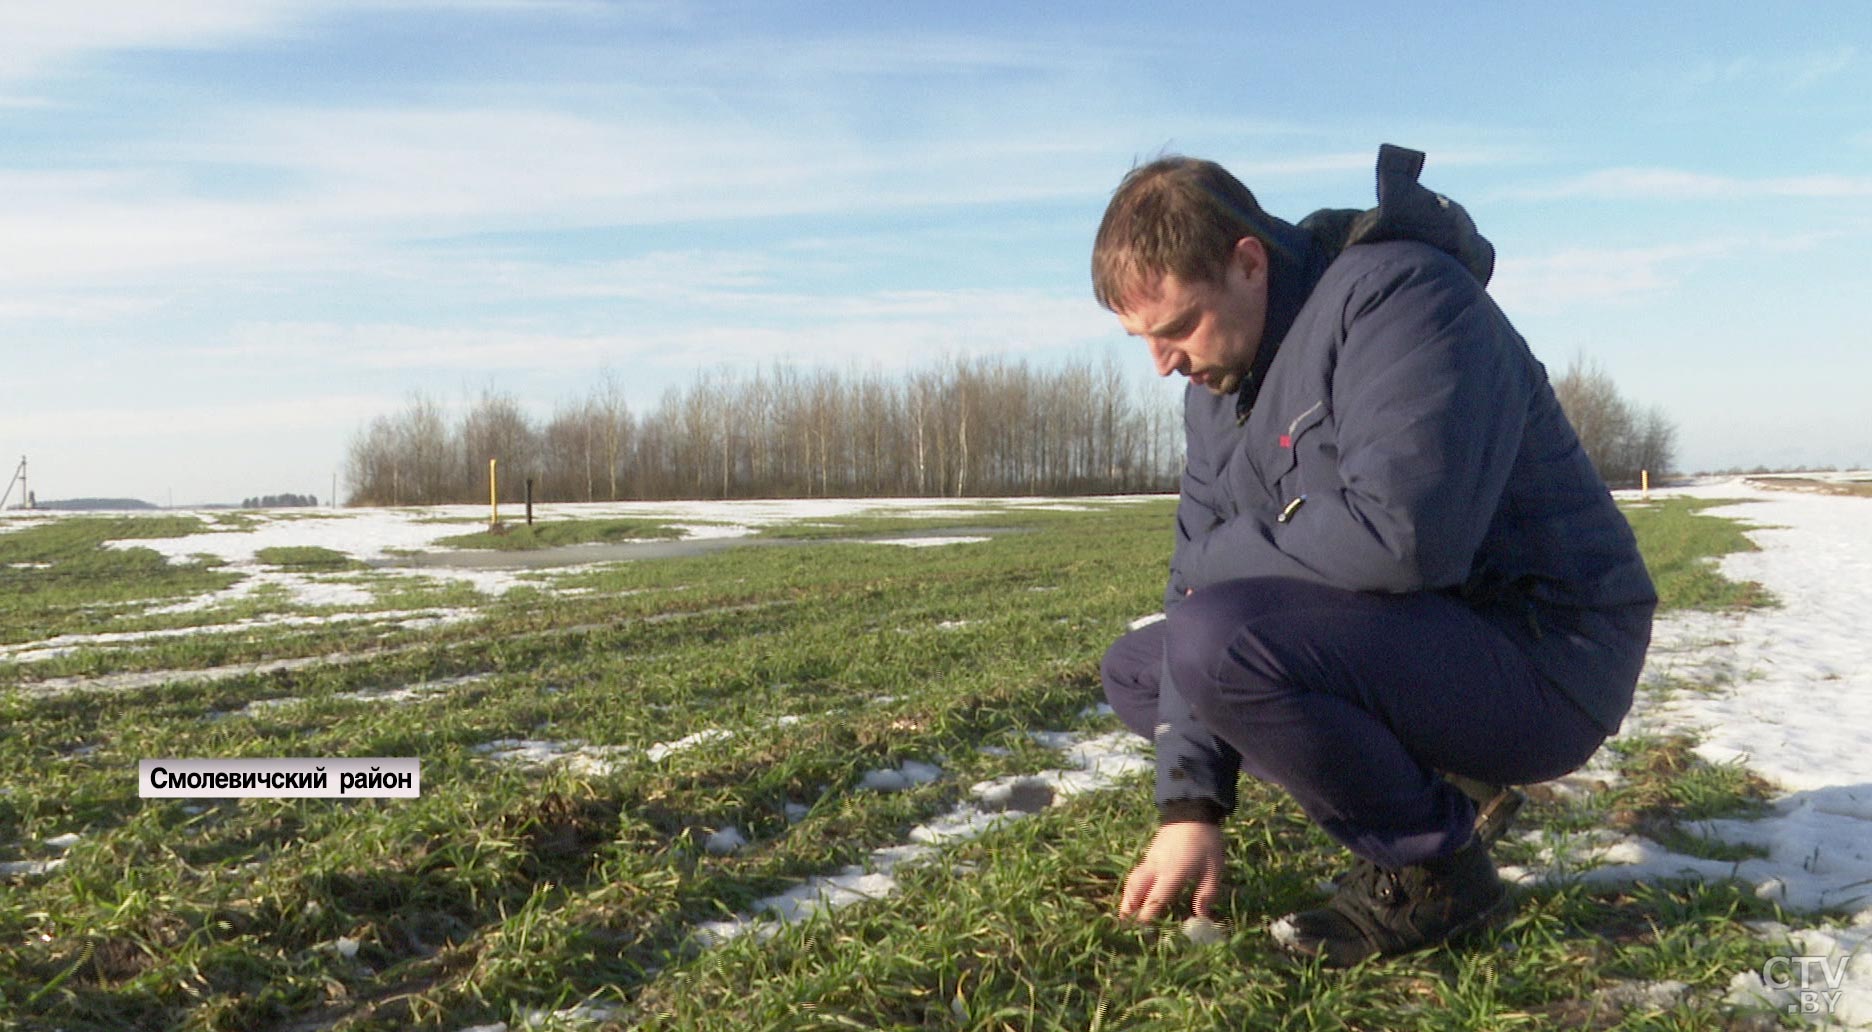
<box><xmin>3</xmin><ymin>1</ymin><xmax>1868</xmax><ymax>504</ymax></box>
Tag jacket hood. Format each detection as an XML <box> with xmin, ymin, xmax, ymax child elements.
<box><xmin>1299</xmin><ymin>144</ymin><xmax>1496</xmax><ymax>285</ymax></box>
<box><xmin>1231</xmin><ymin>144</ymin><xmax>1495</xmax><ymax>420</ymax></box>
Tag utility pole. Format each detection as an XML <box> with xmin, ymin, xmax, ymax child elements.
<box><xmin>1</xmin><ymin>456</ymin><xmax>27</xmax><ymax>511</ymax></box>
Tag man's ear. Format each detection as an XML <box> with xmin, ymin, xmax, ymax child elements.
<box><xmin>1231</xmin><ymin>235</ymin><xmax>1268</xmax><ymax>284</ymax></box>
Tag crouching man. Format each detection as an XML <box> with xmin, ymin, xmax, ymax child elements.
<box><xmin>1093</xmin><ymin>146</ymin><xmax>1655</xmax><ymax>965</ymax></box>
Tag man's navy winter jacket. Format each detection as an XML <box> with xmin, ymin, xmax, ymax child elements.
<box><xmin>1153</xmin><ymin>148</ymin><xmax>1658</xmax><ymax>821</ymax></box>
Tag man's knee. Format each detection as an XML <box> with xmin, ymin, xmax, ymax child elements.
<box><xmin>1101</xmin><ymin>622</ymin><xmax>1163</xmax><ymax>739</ymax></box>
<box><xmin>1165</xmin><ymin>582</ymin><xmax>1286</xmax><ymax>715</ymax></box>
<box><xmin>1099</xmin><ymin>635</ymin><xmax>1132</xmax><ymax>692</ymax></box>
<box><xmin>1102</xmin><ymin>623</ymin><xmax>1156</xmax><ymax>685</ymax></box>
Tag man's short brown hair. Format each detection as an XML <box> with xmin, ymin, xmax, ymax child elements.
<box><xmin>1091</xmin><ymin>156</ymin><xmax>1272</xmax><ymax>313</ymax></box>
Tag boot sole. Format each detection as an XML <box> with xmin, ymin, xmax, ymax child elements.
<box><xmin>1272</xmin><ymin>888</ymin><xmax>1518</xmax><ymax>969</ymax></box>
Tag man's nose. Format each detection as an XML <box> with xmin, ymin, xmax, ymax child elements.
<box><xmin>1148</xmin><ymin>339</ymin><xmax>1180</xmax><ymax>377</ymax></box>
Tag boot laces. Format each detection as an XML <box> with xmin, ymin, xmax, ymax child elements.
<box><xmin>1341</xmin><ymin>858</ymin><xmax>1408</xmax><ymax>908</ymax></box>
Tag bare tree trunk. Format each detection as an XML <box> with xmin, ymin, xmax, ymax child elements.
<box><xmin>956</xmin><ymin>402</ymin><xmax>969</xmax><ymax>498</ymax></box>
<box><xmin>914</xmin><ymin>408</ymin><xmax>927</xmax><ymax>495</ymax></box>
<box><xmin>596</xmin><ymin>369</ymin><xmax>629</xmax><ymax>501</ymax></box>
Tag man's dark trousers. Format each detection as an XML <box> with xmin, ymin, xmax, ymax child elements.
<box><xmin>1102</xmin><ymin>577</ymin><xmax>1607</xmax><ymax>870</ymax></box>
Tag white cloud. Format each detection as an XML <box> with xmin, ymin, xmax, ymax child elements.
<box><xmin>1212</xmin><ymin>144</ymin><xmax>1535</xmax><ymax>182</ymax></box>
<box><xmin>1500</xmin><ymin>167</ymin><xmax>1872</xmax><ymax>203</ymax></box>
<box><xmin>217</xmin><ymin>323</ymin><xmax>647</xmax><ymax>370</ymax></box>
<box><xmin>1489</xmin><ymin>239</ymin><xmax>1740</xmax><ymax>314</ymax></box>
<box><xmin>0</xmin><ymin>197</ymin><xmax>332</xmax><ymax>284</ymax></box>
<box><xmin>0</xmin><ymin>392</ymin><xmax>396</xmax><ymax>441</ymax></box>
<box><xmin>1785</xmin><ymin>46</ymin><xmax>1858</xmax><ymax>90</ymax></box>
<box><xmin>0</xmin><ymin>2</ymin><xmax>315</xmax><ymax>87</ymax></box>
<box><xmin>212</xmin><ymin>287</ymin><xmax>1115</xmax><ymax>375</ymax></box>
<box><xmin>214</xmin><ymin>111</ymin><xmax>1477</xmax><ymax>247</ymax></box>
<box><xmin>0</xmin><ymin>167</ymin><xmax>353</xmax><ymax>292</ymax></box>
<box><xmin>1687</xmin><ymin>46</ymin><xmax>1857</xmax><ymax>93</ymax></box>
<box><xmin>189</xmin><ymin>103</ymin><xmax>1115</xmax><ymax>233</ymax></box>
<box><xmin>0</xmin><ymin>292</ymin><xmax>165</xmax><ymax>322</ymax></box>
<box><xmin>1220</xmin><ymin>151</ymin><xmax>1376</xmax><ymax>178</ymax></box>
<box><xmin>0</xmin><ymin>101</ymin><xmax>1106</xmax><ymax>294</ymax></box>
<box><xmin>685</xmin><ymin>32</ymin><xmax>1121</xmax><ymax>80</ymax></box>
<box><xmin>482</xmin><ymin>251</ymin><xmax>782</xmax><ymax>303</ymax></box>
<box><xmin>0</xmin><ymin>0</ymin><xmax>636</xmax><ymax>87</ymax></box>
<box><xmin>626</xmin><ymin>288</ymin><xmax>1119</xmax><ymax>373</ymax></box>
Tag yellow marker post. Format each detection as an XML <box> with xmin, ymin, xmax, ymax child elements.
<box><xmin>1641</xmin><ymin>469</ymin><xmax>1649</xmax><ymax>500</ymax></box>
<box><xmin>489</xmin><ymin>458</ymin><xmax>499</xmax><ymax>528</ymax></box>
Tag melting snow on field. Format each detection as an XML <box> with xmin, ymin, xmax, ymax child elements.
<box><xmin>1501</xmin><ymin>477</ymin><xmax>1872</xmax><ymax>1026</ymax></box>
<box><xmin>33</xmin><ymin>495</ymin><xmax>1132</xmax><ymax>585</ymax></box>
<box><xmin>0</xmin><ymin>607</ymin><xmax>473</xmax><ymax>666</ymax></box>
<box><xmin>873</xmin><ymin>535</ymin><xmax>992</xmax><ymax>548</ymax></box>
<box><xmin>461</xmin><ymin>706</ymin><xmax>1155</xmax><ymax>951</ymax></box>
<box><xmin>692</xmin><ymin>725</ymin><xmax>1151</xmax><ymax>947</ymax></box>
<box><xmin>0</xmin><ymin>495</ymin><xmax>1149</xmax><ymax>671</ymax></box>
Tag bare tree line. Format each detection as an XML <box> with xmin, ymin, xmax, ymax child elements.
<box><xmin>343</xmin><ymin>356</ymin><xmax>1185</xmax><ymax>505</ymax></box>
<box><xmin>344</xmin><ymin>351</ymin><xmax>1677</xmax><ymax>505</ymax></box>
<box><xmin>1551</xmin><ymin>355</ymin><xmax>1677</xmax><ymax>487</ymax></box>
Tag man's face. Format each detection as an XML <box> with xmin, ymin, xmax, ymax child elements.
<box><xmin>1115</xmin><ymin>236</ymin><xmax>1269</xmax><ymax>396</ymax></box>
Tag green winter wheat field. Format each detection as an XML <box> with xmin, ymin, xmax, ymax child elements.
<box><xmin>0</xmin><ymin>496</ymin><xmax>1821</xmax><ymax>1031</ymax></box>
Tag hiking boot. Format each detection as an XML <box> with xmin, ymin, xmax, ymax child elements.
<box><xmin>1271</xmin><ymin>836</ymin><xmax>1513</xmax><ymax>967</ymax></box>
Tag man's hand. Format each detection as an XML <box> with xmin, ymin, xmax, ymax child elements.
<box><xmin>1119</xmin><ymin>820</ymin><xmax>1225</xmax><ymax>922</ymax></box>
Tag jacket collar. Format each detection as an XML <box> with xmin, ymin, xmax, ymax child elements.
<box><xmin>1233</xmin><ymin>215</ymin><xmax>1327</xmax><ymax>422</ymax></box>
